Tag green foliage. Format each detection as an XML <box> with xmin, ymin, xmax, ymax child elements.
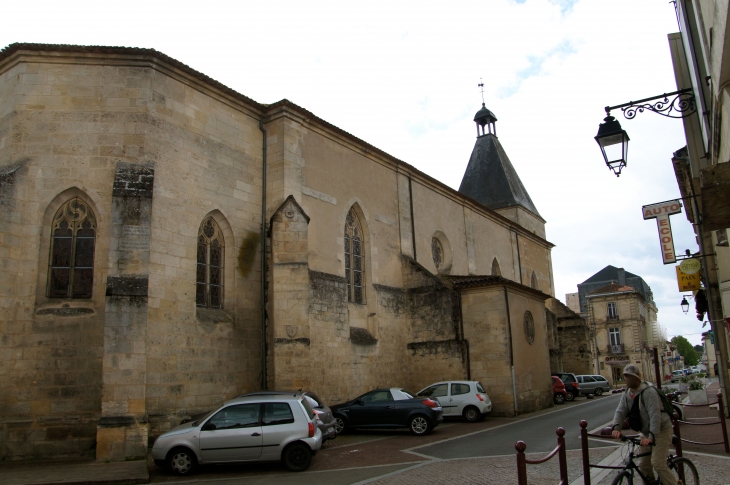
<box><xmin>696</xmin><ymin>372</ymin><xmax>706</xmax><ymax>378</ymax></box>
<box><xmin>688</xmin><ymin>380</ymin><xmax>705</xmax><ymax>391</ymax></box>
<box><xmin>671</xmin><ymin>336</ymin><xmax>700</xmax><ymax>366</ymax></box>
<box><xmin>693</xmin><ymin>344</ymin><xmax>704</xmax><ymax>354</ymax></box>
<box><xmin>680</xmin><ymin>375</ymin><xmax>691</xmax><ymax>384</ymax></box>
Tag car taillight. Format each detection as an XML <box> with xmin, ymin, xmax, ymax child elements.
<box><xmin>308</xmin><ymin>422</ymin><xmax>315</xmax><ymax>437</ymax></box>
<box><xmin>571</xmin><ymin>382</ymin><xmax>579</xmax><ymax>388</ymax></box>
<box><xmin>476</xmin><ymin>394</ymin><xmax>484</xmax><ymax>402</ymax></box>
<box><xmin>421</xmin><ymin>399</ymin><xmax>439</xmax><ymax>408</ymax></box>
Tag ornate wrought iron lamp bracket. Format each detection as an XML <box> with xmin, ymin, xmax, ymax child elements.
<box><xmin>605</xmin><ymin>88</ymin><xmax>696</xmax><ymax>119</ymax></box>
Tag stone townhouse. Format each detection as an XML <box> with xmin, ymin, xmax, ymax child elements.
<box><xmin>0</xmin><ymin>43</ymin><xmax>561</xmax><ymax>462</ymax></box>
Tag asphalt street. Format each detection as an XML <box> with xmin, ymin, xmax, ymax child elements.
<box><xmin>411</xmin><ymin>392</ymin><xmax>621</xmax><ymax>459</ymax></box>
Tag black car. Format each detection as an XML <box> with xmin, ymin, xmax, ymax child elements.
<box><xmin>330</xmin><ymin>388</ymin><xmax>443</xmax><ymax>436</ymax></box>
<box><xmin>551</xmin><ymin>373</ymin><xmax>579</xmax><ymax>400</ymax></box>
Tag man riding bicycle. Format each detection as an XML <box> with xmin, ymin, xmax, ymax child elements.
<box><xmin>610</xmin><ymin>364</ymin><xmax>676</xmax><ymax>485</ymax></box>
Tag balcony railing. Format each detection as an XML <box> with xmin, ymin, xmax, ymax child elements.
<box><xmin>608</xmin><ymin>344</ymin><xmax>624</xmax><ymax>354</ymax></box>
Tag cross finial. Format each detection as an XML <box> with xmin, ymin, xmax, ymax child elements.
<box><xmin>478</xmin><ymin>78</ymin><xmax>485</xmax><ymax>105</ymax></box>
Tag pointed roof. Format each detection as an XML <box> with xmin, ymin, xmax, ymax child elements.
<box><xmin>581</xmin><ymin>265</ymin><xmax>639</xmax><ymax>285</ymax></box>
<box><xmin>458</xmin><ymin>134</ymin><xmax>540</xmax><ymax>216</ymax></box>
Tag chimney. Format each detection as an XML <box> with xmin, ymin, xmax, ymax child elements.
<box><xmin>617</xmin><ymin>268</ymin><xmax>626</xmax><ymax>286</ymax></box>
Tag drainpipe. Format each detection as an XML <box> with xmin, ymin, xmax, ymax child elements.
<box><xmin>503</xmin><ymin>287</ymin><xmax>518</xmax><ymax>416</ymax></box>
<box><xmin>259</xmin><ymin>116</ymin><xmax>268</xmax><ymax>390</ymax></box>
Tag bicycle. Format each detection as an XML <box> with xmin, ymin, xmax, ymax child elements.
<box><xmin>611</xmin><ymin>435</ymin><xmax>699</xmax><ymax>485</ymax></box>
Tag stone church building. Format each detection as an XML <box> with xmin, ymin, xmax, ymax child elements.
<box><xmin>0</xmin><ymin>44</ymin><xmax>577</xmax><ymax>462</ymax></box>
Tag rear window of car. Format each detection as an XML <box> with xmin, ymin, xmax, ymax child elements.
<box><xmin>305</xmin><ymin>393</ymin><xmax>324</xmax><ymax>407</ymax></box>
<box><xmin>263</xmin><ymin>403</ymin><xmax>295</xmax><ymax>426</ymax></box>
<box><xmin>451</xmin><ymin>383</ymin><xmax>470</xmax><ymax>395</ymax></box>
<box><xmin>593</xmin><ymin>376</ymin><xmax>607</xmax><ymax>382</ymax></box>
<box><xmin>558</xmin><ymin>374</ymin><xmax>575</xmax><ymax>383</ymax></box>
<box><xmin>299</xmin><ymin>397</ymin><xmax>315</xmax><ymax>420</ymax></box>
<box><xmin>476</xmin><ymin>382</ymin><xmax>486</xmax><ymax>393</ymax></box>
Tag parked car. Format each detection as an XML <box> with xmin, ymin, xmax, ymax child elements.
<box><xmin>575</xmin><ymin>375</ymin><xmax>611</xmax><ymax>396</ymax></box>
<box><xmin>416</xmin><ymin>381</ymin><xmax>492</xmax><ymax>422</ymax></box>
<box><xmin>237</xmin><ymin>390</ymin><xmax>337</xmax><ymax>442</ymax></box>
<box><xmin>552</xmin><ymin>376</ymin><xmax>568</xmax><ymax>404</ymax></box>
<box><xmin>330</xmin><ymin>388</ymin><xmax>443</xmax><ymax>436</ymax></box>
<box><xmin>671</xmin><ymin>370</ymin><xmax>684</xmax><ymax>382</ymax></box>
<box><xmin>551</xmin><ymin>373</ymin><xmax>579</xmax><ymax>400</ymax></box>
<box><xmin>151</xmin><ymin>393</ymin><xmax>322</xmax><ymax>475</ymax></box>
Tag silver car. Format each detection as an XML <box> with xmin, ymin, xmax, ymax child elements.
<box><xmin>151</xmin><ymin>393</ymin><xmax>322</xmax><ymax>475</ymax></box>
<box><xmin>576</xmin><ymin>375</ymin><xmax>611</xmax><ymax>395</ymax></box>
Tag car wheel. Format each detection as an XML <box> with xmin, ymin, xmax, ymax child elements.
<box><xmin>554</xmin><ymin>393</ymin><xmax>565</xmax><ymax>404</ymax></box>
<box><xmin>282</xmin><ymin>442</ymin><xmax>312</xmax><ymax>472</ymax></box>
<box><xmin>594</xmin><ymin>387</ymin><xmax>603</xmax><ymax>396</ymax></box>
<box><xmin>463</xmin><ymin>406</ymin><xmax>481</xmax><ymax>423</ymax></box>
<box><xmin>565</xmin><ymin>391</ymin><xmax>575</xmax><ymax>402</ymax></box>
<box><xmin>334</xmin><ymin>416</ymin><xmax>347</xmax><ymax>435</ymax></box>
<box><xmin>167</xmin><ymin>447</ymin><xmax>197</xmax><ymax>476</ymax></box>
<box><xmin>409</xmin><ymin>415</ymin><xmax>431</xmax><ymax>436</ymax></box>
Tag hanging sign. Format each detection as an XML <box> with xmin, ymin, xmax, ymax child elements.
<box><xmin>679</xmin><ymin>258</ymin><xmax>701</xmax><ymax>274</ymax></box>
<box><xmin>642</xmin><ymin>200</ymin><xmax>682</xmax><ymax>264</ymax></box>
<box><xmin>676</xmin><ymin>266</ymin><xmax>701</xmax><ymax>292</ymax></box>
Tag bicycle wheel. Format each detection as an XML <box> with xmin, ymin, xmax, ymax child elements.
<box><xmin>611</xmin><ymin>470</ymin><xmax>633</xmax><ymax>485</ymax></box>
<box><xmin>668</xmin><ymin>457</ymin><xmax>699</xmax><ymax>485</ymax></box>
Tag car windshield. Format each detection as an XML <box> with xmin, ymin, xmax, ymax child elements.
<box><xmin>192</xmin><ymin>409</ymin><xmax>217</xmax><ymax>426</ymax></box>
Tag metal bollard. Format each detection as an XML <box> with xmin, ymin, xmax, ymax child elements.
<box><xmin>515</xmin><ymin>441</ymin><xmax>527</xmax><ymax>485</ymax></box>
<box><xmin>579</xmin><ymin>420</ymin><xmax>591</xmax><ymax>485</ymax></box>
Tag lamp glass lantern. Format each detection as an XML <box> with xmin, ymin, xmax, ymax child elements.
<box><xmin>681</xmin><ymin>296</ymin><xmax>690</xmax><ymax>314</ymax></box>
<box><xmin>595</xmin><ymin>115</ymin><xmax>629</xmax><ymax>176</ymax></box>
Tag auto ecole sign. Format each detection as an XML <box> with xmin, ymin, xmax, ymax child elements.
<box><xmin>642</xmin><ymin>200</ymin><xmax>682</xmax><ymax>264</ymax></box>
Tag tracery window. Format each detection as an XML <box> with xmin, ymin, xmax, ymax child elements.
<box><xmin>431</xmin><ymin>238</ymin><xmax>443</xmax><ymax>270</ymax></box>
<box><xmin>48</xmin><ymin>198</ymin><xmax>96</xmax><ymax>298</ymax></box>
<box><xmin>491</xmin><ymin>258</ymin><xmax>501</xmax><ymax>276</ymax></box>
<box><xmin>196</xmin><ymin>217</ymin><xmax>224</xmax><ymax>308</ymax></box>
<box><xmin>524</xmin><ymin>311</ymin><xmax>535</xmax><ymax>345</ymax></box>
<box><xmin>344</xmin><ymin>207</ymin><xmax>364</xmax><ymax>304</ymax></box>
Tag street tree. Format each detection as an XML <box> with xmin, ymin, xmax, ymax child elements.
<box><xmin>672</xmin><ymin>336</ymin><xmax>700</xmax><ymax>366</ymax></box>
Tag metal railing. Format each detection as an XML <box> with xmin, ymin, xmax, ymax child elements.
<box><xmin>515</xmin><ymin>427</ymin><xmax>568</xmax><ymax>485</ymax></box>
<box><xmin>672</xmin><ymin>391</ymin><xmax>729</xmax><ymax>454</ymax></box>
<box><xmin>579</xmin><ymin>420</ymin><xmax>627</xmax><ymax>485</ymax></box>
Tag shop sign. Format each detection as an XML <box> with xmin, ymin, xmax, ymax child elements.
<box><xmin>642</xmin><ymin>200</ymin><xmax>682</xmax><ymax>264</ymax></box>
<box><xmin>679</xmin><ymin>258</ymin><xmax>701</xmax><ymax>274</ymax></box>
<box><xmin>605</xmin><ymin>355</ymin><xmax>630</xmax><ymax>364</ymax></box>
<box><xmin>676</xmin><ymin>266</ymin><xmax>701</xmax><ymax>292</ymax></box>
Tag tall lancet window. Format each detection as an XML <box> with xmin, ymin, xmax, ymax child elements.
<box><xmin>197</xmin><ymin>217</ymin><xmax>224</xmax><ymax>308</ymax></box>
<box><xmin>491</xmin><ymin>258</ymin><xmax>501</xmax><ymax>276</ymax></box>
<box><xmin>531</xmin><ymin>271</ymin><xmax>539</xmax><ymax>290</ymax></box>
<box><xmin>344</xmin><ymin>207</ymin><xmax>365</xmax><ymax>304</ymax></box>
<box><xmin>48</xmin><ymin>198</ymin><xmax>96</xmax><ymax>298</ymax></box>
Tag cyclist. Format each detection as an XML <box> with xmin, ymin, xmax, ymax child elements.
<box><xmin>610</xmin><ymin>364</ymin><xmax>676</xmax><ymax>485</ymax></box>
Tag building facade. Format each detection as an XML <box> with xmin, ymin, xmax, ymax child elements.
<box><xmin>0</xmin><ymin>44</ymin><xmax>562</xmax><ymax>462</ymax></box>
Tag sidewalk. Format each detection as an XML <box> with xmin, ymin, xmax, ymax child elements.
<box><xmin>0</xmin><ymin>460</ymin><xmax>148</xmax><ymax>485</ymax></box>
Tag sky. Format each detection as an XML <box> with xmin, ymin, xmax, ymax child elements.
<box><xmin>1</xmin><ymin>0</ymin><xmax>708</xmax><ymax>344</ymax></box>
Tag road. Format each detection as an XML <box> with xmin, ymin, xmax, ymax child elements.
<box><xmin>148</xmin><ymin>393</ymin><xmax>623</xmax><ymax>485</ymax></box>
<box><xmin>412</xmin><ymin>392</ymin><xmax>621</xmax><ymax>459</ymax></box>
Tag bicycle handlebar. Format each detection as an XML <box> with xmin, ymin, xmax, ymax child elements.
<box><xmin>619</xmin><ymin>435</ymin><xmax>656</xmax><ymax>446</ymax></box>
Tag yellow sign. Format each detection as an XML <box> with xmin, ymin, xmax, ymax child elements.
<box><xmin>676</xmin><ymin>266</ymin><xmax>701</xmax><ymax>292</ymax></box>
<box><xmin>679</xmin><ymin>258</ymin><xmax>701</xmax><ymax>274</ymax></box>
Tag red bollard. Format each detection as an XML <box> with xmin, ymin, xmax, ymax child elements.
<box><xmin>580</xmin><ymin>420</ymin><xmax>591</xmax><ymax>485</ymax></box>
<box><xmin>718</xmin><ymin>392</ymin><xmax>730</xmax><ymax>454</ymax></box>
<box><xmin>557</xmin><ymin>427</ymin><xmax>568</xmax><ymax>485</ymax></box>
<box><xmin>515</xmin><ymin>441</ymin><xmax>527</xmax><ymax>485</ymax></box>
<box><xmin>672</xmin><ymin>414</ymin><xmax>683</xmax><ymax>458</ymax></box>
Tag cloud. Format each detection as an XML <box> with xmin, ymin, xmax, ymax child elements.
<box><xmin>499</xmin><ymin>40</ymin><xmax>578</xmax><ymax>97</ymax></box>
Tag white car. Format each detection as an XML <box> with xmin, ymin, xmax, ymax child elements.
<box><xmin>416</xmin><ymin>380</ymin><xmax>492</xmax><ymax>422</ymax></box>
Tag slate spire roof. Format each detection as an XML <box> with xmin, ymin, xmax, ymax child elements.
<box><xmin>458</xmin><ymin>107</ymin><xmax>540</xmax><ymax>216</ymax></box>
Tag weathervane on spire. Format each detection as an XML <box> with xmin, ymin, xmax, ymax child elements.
<box><xmin>478</xmin><ymin>78</ymin><xmax>485</xmax><ymax>105</ymax></box>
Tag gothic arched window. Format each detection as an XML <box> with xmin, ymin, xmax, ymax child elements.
<box><xmin>491</xmin><ymin>258</ymin><xmax>501</xmax><ymax>276</ymax></box>
<box><xmin>48</xmin><ymin>197</ymin><xmax>96</xmax><ymax>298</ymax></box>
<box><xmin>344</xmin><ymin>207</ymin><xmax>365</xmax><ymax>304</ymax></box>
<box><xmin>531</xmin><ymin>271</ymin><xmax>539</xmax><ymax>290</ymax></box>
<box><xmin>196</xmin><ymin>217</ymin><xmax>224</xmax><ymax>308</ymax></box>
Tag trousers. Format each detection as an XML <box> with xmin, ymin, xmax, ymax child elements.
<box><xmin>637</xmin><ymin>425</ymin><xmax>677</xmax><ymax>485</ymax></box>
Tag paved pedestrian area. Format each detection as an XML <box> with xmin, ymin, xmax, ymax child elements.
<box><xmin>0</xmin><ymin>460</ymin><xmax>148</xmax><ymax>485</ymax></box>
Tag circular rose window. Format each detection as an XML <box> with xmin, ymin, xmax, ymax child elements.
<box><xmin>524</xmin><ymin>311</ymin><xmax>535</xmax><ymax>345</ymax></box>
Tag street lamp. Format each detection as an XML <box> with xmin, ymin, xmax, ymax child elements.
<box><xmin>595</xmin><ymin>88</ymin><xmax>695</xmax><ymax>176</ymax></box>
<box><xmin>681</xmin><ymin>296</ymin><xmax>690</xmax><ymax>314</ymax></box>
<box><xmin>595</xmin><ymin>115</ymin><xmax>629</xmax><ymax>177</ymax></box>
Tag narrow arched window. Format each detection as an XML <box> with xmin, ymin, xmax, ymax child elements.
<box><xmin>491</xmin><ymin>258</ymin><xmax>501</xmax><ymax>276</ymax></box>
<box><xmin>531</xmin><ymin>271</ymin><xmax>539</xmax><ymax>290</ymax></box>
<box><xmin>196</xmin><ymin>217</ymin><xmax>224</xmax><ymax>308</ymax></box>
<box><xmin>48</xmin><ymin>197</ymin><xmax>96</xmax><ymax>298</ymax></box>
<box><xmin>344</xmin><ymin>207</ymin><xmax>364</xmax><ymax>304</ymax></box>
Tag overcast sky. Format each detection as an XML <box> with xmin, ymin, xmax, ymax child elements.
<box><xmin>2</xmin><ymin>0</ymin><xmax>708</xmax><ymax>344</ymax></box>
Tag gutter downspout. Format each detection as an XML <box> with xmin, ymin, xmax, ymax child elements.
<box><xmin>503</xmin><ymin>287</ymin><xmax>518</xmax><ymax>416</ymax></box>
<box><xmin>259</xmin><ymin>116</ymin><xmax>268</xmax><ymax>390</ymax></box>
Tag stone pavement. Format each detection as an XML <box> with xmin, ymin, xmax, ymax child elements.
<box><xmin>0</xmin><ymin>460</ymin><xmax>148</xmax><ymax>485</ymax></box>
